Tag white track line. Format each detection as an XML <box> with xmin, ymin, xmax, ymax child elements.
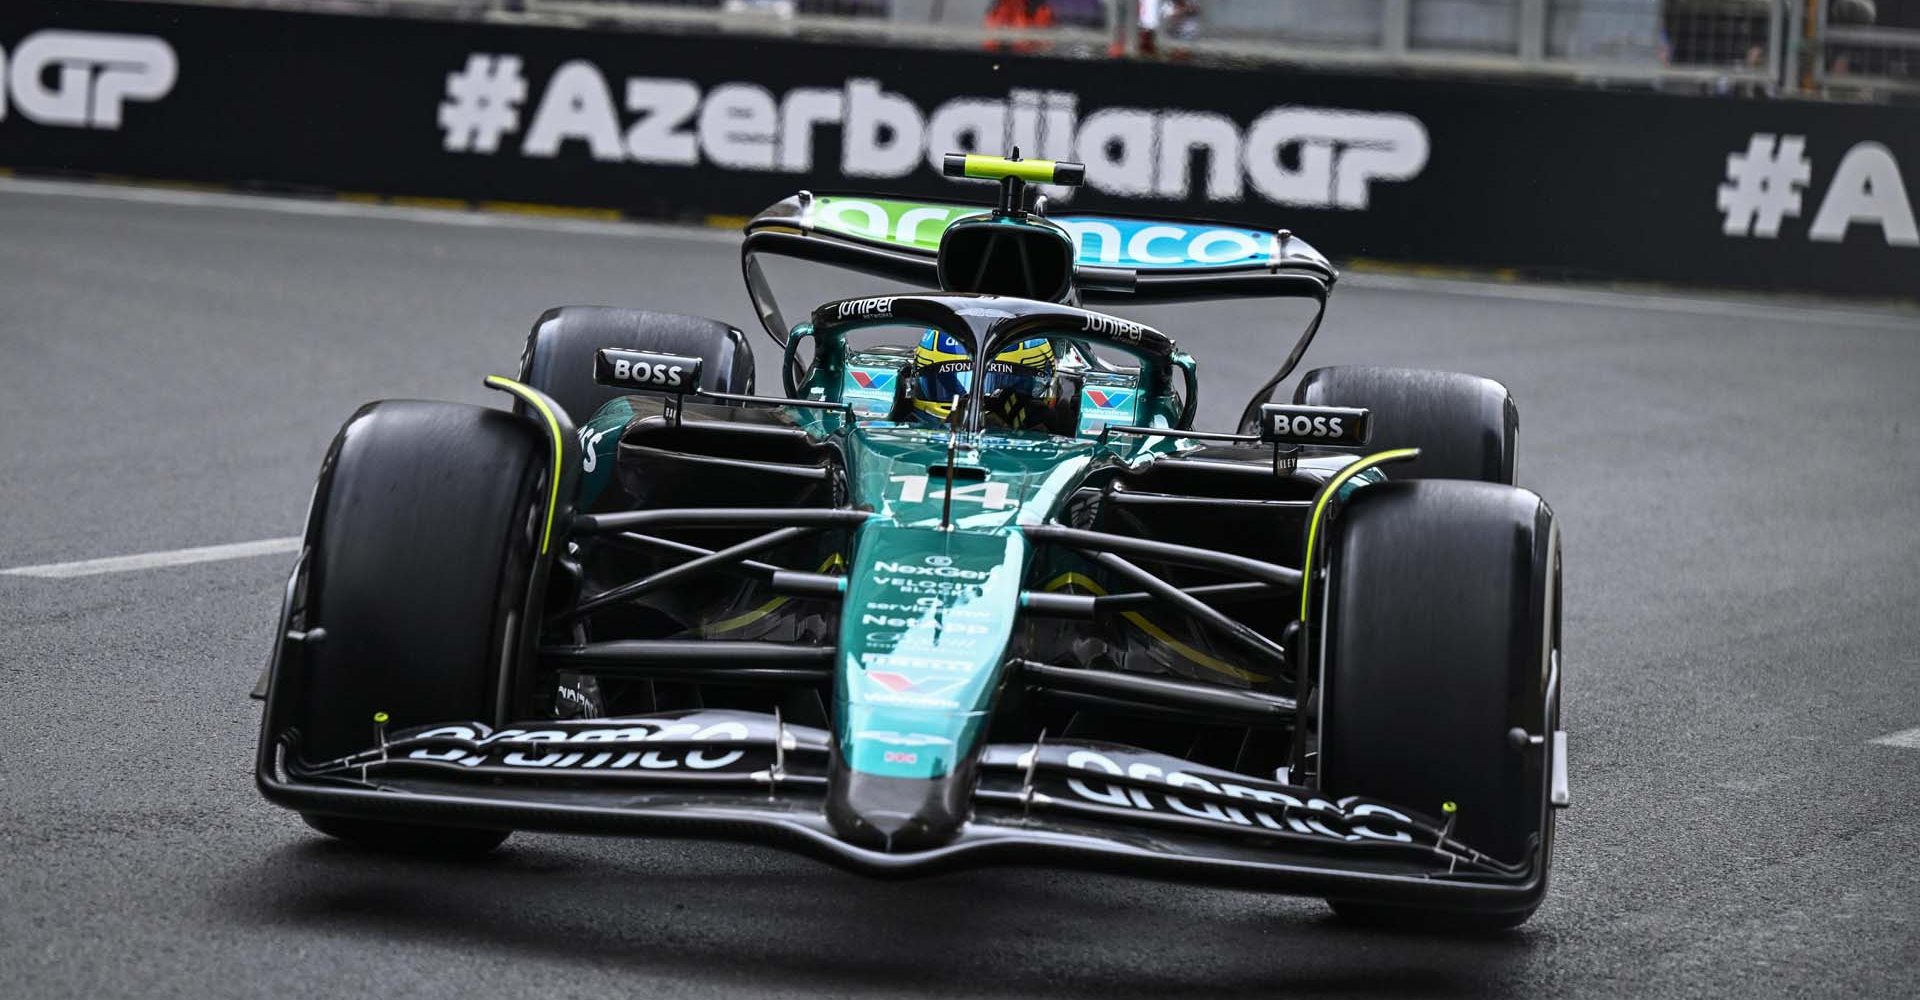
<box><xmin>1342</xmin><ymin>272</ymin><xmax>1920</xmax><ymax>331</ymax></box>
<box><xmin>1869</xmin><ymin>727</ymin><xmax>1920</xmax><ymax>750</ymax></box>
<box><xmin>4</xmin><ymin>175</ymin><xmax>1915</xmax><ymax>329</ymax></box>
<box><xmin>1</xmin><ymin>537</ymin><xmax>301</xmax><ymax>579</ymax></box>
<box><xmin>0</xmin><ymin>175</ymin><xmax>736</xmax><ymax>243</ymax></box>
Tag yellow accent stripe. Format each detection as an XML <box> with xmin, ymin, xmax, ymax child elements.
<box><xmin>387</xmin><ymin>195</ymin><xmax>470</xmax><ymax>212</ymax></box>
<box><xmin>1041</xmin><ymin>572</ymin><xmax>1269</xmax><ymax>685</ymax></box>
<box><xmin>1298</xmin><ymin>448</ymin><xmax>1421</xmax><ymax>621</ymax></box>
<box><xmin>483</xmin><ymin>376</ymin><xmax>564</xmax><ymax>556</ymax></box>
<box><xmin>699</xmin><ymin>595</ymin><xmax>791</xmax><ymax>637</ymax></box>
<box><xmin>699</xmin><ymin>554</ymin><xmax>846</xmax><ymax>636</ymax></box>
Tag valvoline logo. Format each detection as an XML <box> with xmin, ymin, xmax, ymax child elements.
<box><xmin>867</xmin><ymin>671</ymin><xmax>966</xmax><ymax>699</ymax></box>
<box><xmin>1084</xmin><ymin>388</ymin><xmax>1135</xmax><ymax>410</ymax></box>
<box><xmin>851</xmin><ymin>369</ymin><xmax>896</xmax><ymax>391</ymax></box>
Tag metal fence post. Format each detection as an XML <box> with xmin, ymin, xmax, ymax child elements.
<box><xmin>1809</xmin><ymin>0</ymin><xmax>1828</xmax><ymax>93</ymax></box>
<box><xmin>1383</xmin><ymin>0</ymin><xmax>1410</xmax><ymax>59</ymax></box>
<box><xmin>1518</xmin><ymin>0</ymin><xmax>1546</xmax><ymax>62</ymax></box>
<box><xmin>1781</xmin><ymin>0</ymin><xmax>1801</xmax><ymax>92</ymax></box>
<box><xmin>1765</xmin><ymin>0</ymin><xmax>1784</xmax><ymax>92</ymax></box>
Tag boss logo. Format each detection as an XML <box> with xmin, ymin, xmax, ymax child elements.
<box><xmin>594</xmin><ymin>348</ymin><xmax>703</xmax><ymax>394</ymax></box>
<box><xmin>1258</xmin><ymin>404</ymin><xmax>1370</xmax><ymax>447</ymax></box>
<box><xmin>1277</xmin><ymin>414</ymin><xmax>1344</xmax><ymax>437</ymax></box>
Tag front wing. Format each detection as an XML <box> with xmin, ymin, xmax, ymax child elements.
<box><xmin>259</xmin><ymin>710</ymin><xmax>1546</xmax><ymax>915</ymax></box>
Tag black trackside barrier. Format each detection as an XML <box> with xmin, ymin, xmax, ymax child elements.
<box><xmin>4</xmin><ymin>2</ymin><xmax>1917</xmax><ymax>297</ymax></box>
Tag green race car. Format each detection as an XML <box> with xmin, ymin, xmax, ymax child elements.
<box><xmin>255</xmin><ymin>154</ymin><xmax>1566</xmax><ymax>929</ymax></box>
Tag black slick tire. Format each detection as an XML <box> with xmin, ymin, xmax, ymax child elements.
<box><xmin>1294</xmin><ymin>366</ymin><xmax>1518</xmax><ymax>483</ymax></box>
<box><xmin>291</xmin><ymin>399</ymin><xmax>546</xmax><ymax>855</ymax></box>
<box><xmin>519</xmin><ymin>306</ymin><xmax>756</xmax><ymax>424</ymax></box>
<box><xmin>1317</xmin><ymin>479</ymin><xmax>1561</xmax><ymax>930</ymax></box>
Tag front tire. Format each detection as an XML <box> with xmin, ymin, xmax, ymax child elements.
<box><xmin>289</xmin><ymin>399</ymin><xmax>548</xmax><ymax>855</ymax></box>
<box><xmin>1317</xmin><ymin>479</ymin><xmax>1560</xmax><ymax>929</ymax></box>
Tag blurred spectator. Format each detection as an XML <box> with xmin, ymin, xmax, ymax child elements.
<box><xmin>985</xmin><ymin>0</ymin><xmax>1054</xmax><ymax>51</ymax></box>
<box><xmin>986</xmin><ymin>0</ymin><xmax>1055</xmax><ymax>30</ymax></box>
<box><xmin>1133</xmin><ymin>1</ymin><xmax>1199</xmax><ymax>57</ymax></box>
<box><xmin>1137</xmin><ymin>0</ymin><xmax>1159</xmax><ymax>55</ymax></box>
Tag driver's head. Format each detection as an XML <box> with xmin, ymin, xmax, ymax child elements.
<box><xmin>910</xmin><ymin>330</ymin><xmax>1057</xmax><ymax>428</ymax></box>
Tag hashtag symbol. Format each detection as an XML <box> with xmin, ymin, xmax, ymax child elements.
<box><xmin>1716</xmin><ymin>133</ymin><xmax>1812</xmax><ymax>239</ymax></box>
<box><xmin>438</xmin><ymin>54</ymin><xmax>526</xmax><ymax>154</ymax></box>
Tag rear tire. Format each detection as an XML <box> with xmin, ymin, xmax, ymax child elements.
<box><xmin>519</xmin><ymin>306</ymin><xmax>756</xmax><ymax>424</ymax></box>
<box><xmin>1294</xmin><ymin>366</ymin><xmax>1517</xmax><ymax>484</ymax></box>
<box><xmin>1318</xmin><ymin>479</ymin><xmax>1560</xmax><ymax>928</ymax></box>
<box><xmin>290</xmin><ymin>399</ymin><xmax>548</xmax><ymax>856</ymax></box>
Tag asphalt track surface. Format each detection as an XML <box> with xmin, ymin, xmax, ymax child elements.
<box><xmin>3</xmin><ymin>178</ymin><xmax>1919</xmax><ymax>1000</ymax></box>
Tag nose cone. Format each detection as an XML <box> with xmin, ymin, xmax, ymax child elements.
<box><xmin>825</xmin><ymin>746</ymin><xmax>972</xmax><ymax>852</ymax></box>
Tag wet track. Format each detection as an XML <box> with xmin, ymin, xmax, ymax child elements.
<box><xmin>2</xmin><ymin>178</ymin><xmax>1918</xmax><ymax>999</ymax></box>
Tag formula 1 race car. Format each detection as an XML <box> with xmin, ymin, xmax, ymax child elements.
<box><xmin>254</xmin><ymin>153</ymin><xmax>1567</xmax><ymax>929</ymax></box>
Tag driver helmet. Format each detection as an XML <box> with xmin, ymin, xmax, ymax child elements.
<box><xmin>910</xmin><ymin>330</ymin><xmax>1057</xmax><ymax>427</ymax></box>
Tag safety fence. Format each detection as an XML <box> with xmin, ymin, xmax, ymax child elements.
<box><xmin>187</xmin><ymin>0</ymin><xmax>1920</xmax><ymax>97</ymax></box>
<box><xmin>3</xmin><ymin>0</ymin><xmax>1915</xmax><ymax>296</ymax></box>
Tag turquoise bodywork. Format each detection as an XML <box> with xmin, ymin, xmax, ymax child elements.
<box><xmin>825</xmin><ymin>420</ymin><xmax>1111</xmax><ymax>780</ymax></box>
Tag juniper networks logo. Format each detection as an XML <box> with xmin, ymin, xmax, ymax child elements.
<box><xmin>0</xmin><ymin>31</ymin><xmax>176</xmax><ymax>129</ymax></box>
<box><xmin>436</xmin><ymin>54</ymin><xmax>1428</xmax><ymax>209</ymax></box>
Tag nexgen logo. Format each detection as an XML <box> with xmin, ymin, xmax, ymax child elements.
<box><xmin>0</xmin><ymin>31</ymin><xmax>176</xmax><ymax>129</ymax></box>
